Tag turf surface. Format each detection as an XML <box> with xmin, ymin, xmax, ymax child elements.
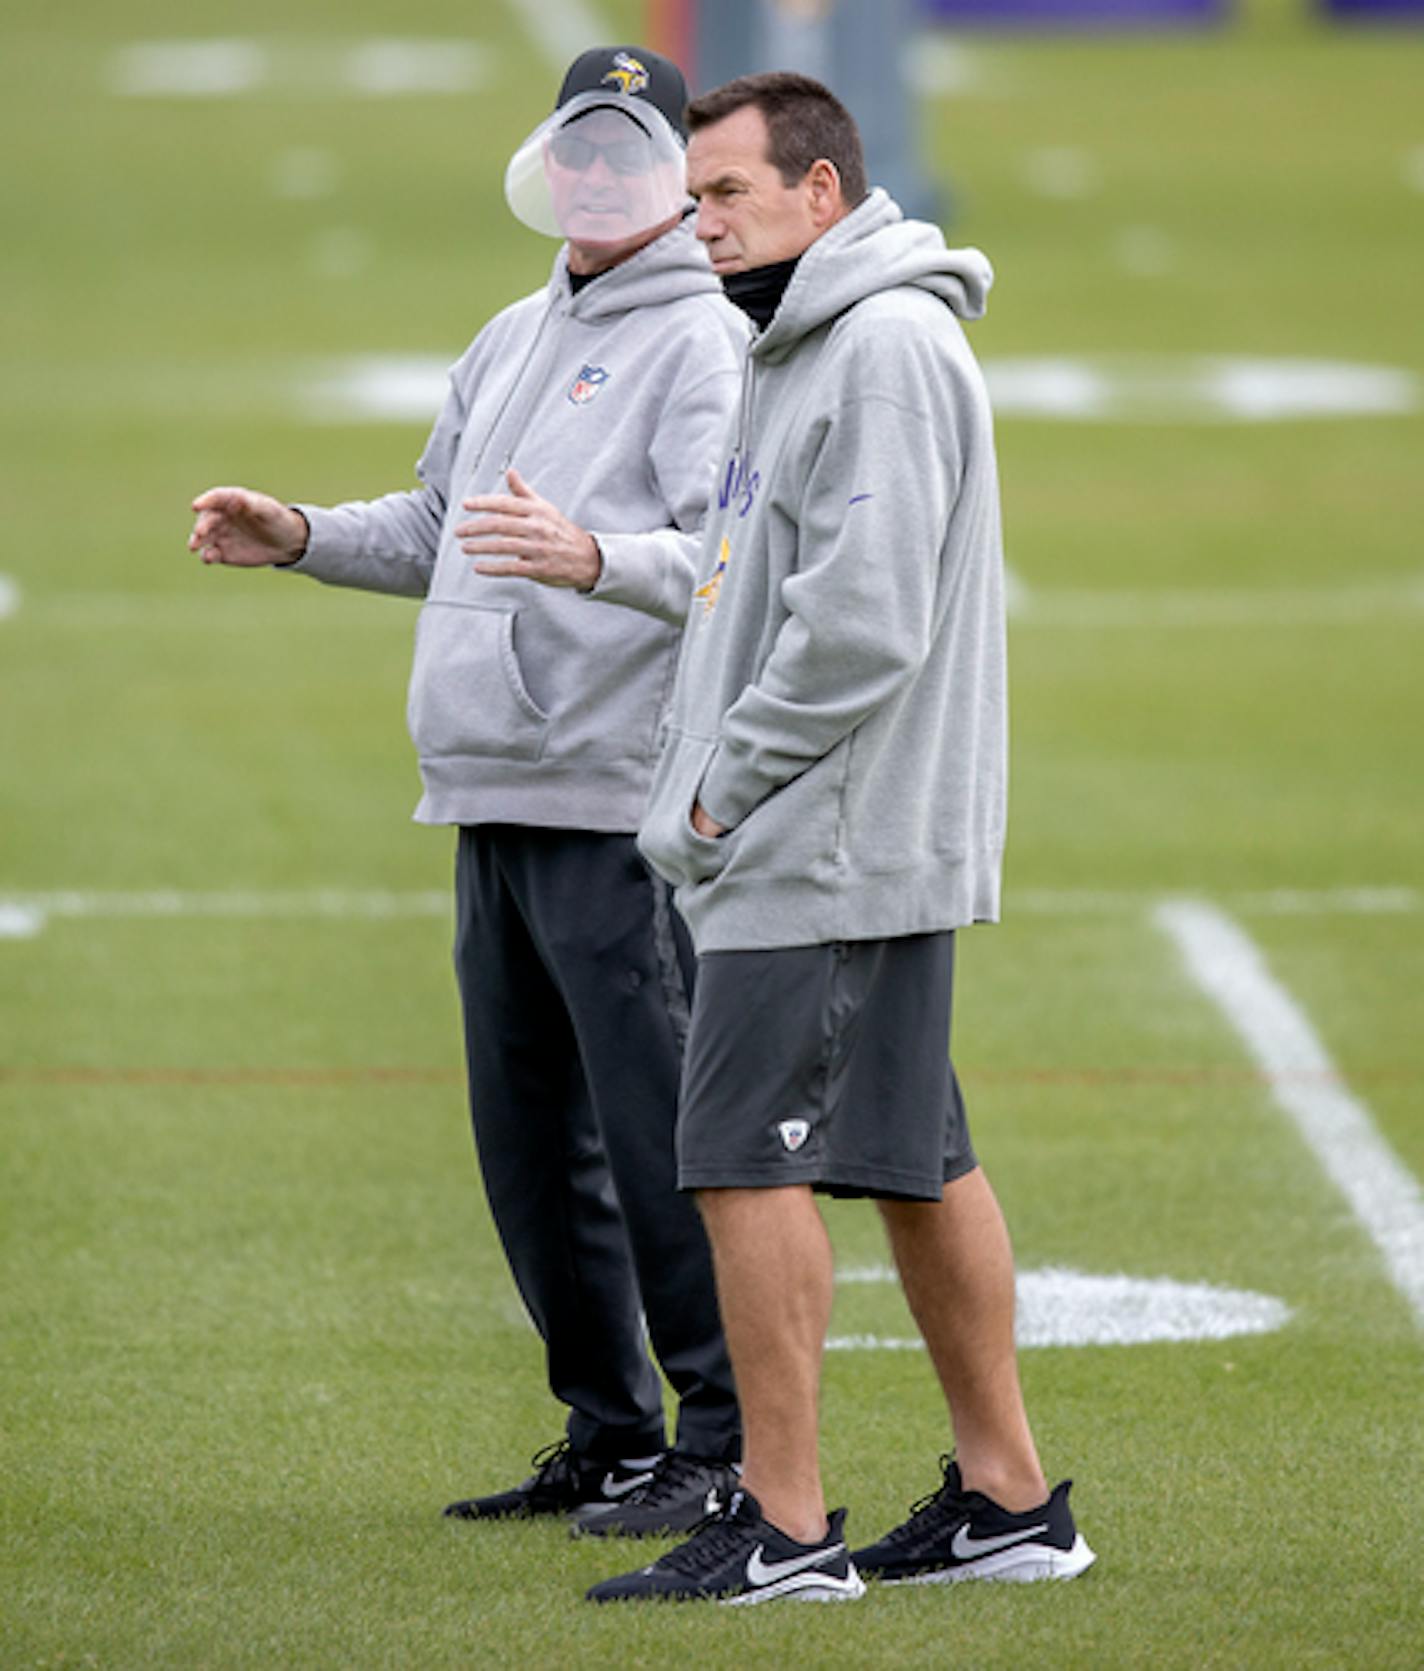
<box><xmin>3</xmin><ymin>0</ymin><xmax>1422</xmax><ymax>1664</ymax></box>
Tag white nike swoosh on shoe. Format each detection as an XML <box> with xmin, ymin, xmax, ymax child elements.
<box><xmin>950</xmin><ymin>1523</ymin><xmax>1050</xmax><ymax>1560</ymax></box>
<box><xmin>746</xmin><ymin>1541</ymin><xmax>844</xmax><ymax>1587</ymax></box>
<box><xmin>601</xmin><ymin>1470</ymin><xmax>654</xmax><ymax>1500</ymax></box>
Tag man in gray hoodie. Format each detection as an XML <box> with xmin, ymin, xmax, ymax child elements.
<box><xmin>570</xmin><ymin>73</ymin><xmax>1095</xmax><ymax>1604</ymax></box>
<box><xmin>186</xmin><ymin>47</ymin><xmax>743</xmax><ymax>1535</ymax></box>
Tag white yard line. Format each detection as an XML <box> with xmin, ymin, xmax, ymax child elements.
<box><xmin>0</xmin><ymin>904</ymin><xmax>45</xmax><ymax>940</ymax></box>
<box><xmin>984</xmin><ymin>356</ymin><xmax>1420</xmax><ymax>422</ymax></box>
<box><xmin>0</xmin><ymin>574</ymin><xmax>19</xmax><ymax>621</ymax></box>
<box><xmin>108</xmin><ymin>39</ymin><xmax>490</xmax><ymax>98</ymax></box>
<box><xmin>500</xmin><ymin>0</ymin><xmax>607</xmax><ymax>69</ymax></box>
<box><xmin>1228</xmin><ymin>887</ymin><xmax>1420</xmax><ymax>916</ymax></box>
<box><xmin>110</xmin><ymin>40</ymin><xmax>265</xmax><ymax>97</ymax></box>
<box><xmin>2</xmin><ymin>886</ymin><xmax>1415</xmax><ymax>939</ymax></box>
<box><xmin>1002</xmin><ymin>563</ymin><xmax>1030</xmax><ymax>616</ymax></box>
<box><xmin>300</xmin><ymin>352</ymin><xmax>1424</xmax><ymax>429</ymax></box>
<box><xmin>1156</xmin><ymin>898</ymin><xmax>1424</xmax><ymax>1331</ymax></box>
<box><xmin>0</xmin><ymin>891</ymin><xmax>448</xmax><ymax>931</ymax></box>
<box><xmin>1015</xmin><ymin>887</ymin><xmax>1419</xmax><ymax>918</ymax></box>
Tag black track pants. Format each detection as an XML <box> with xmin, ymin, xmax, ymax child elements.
<box><xmin>453</xmin><ymin>825</ymin><xmax>739</xmax><ymax>1463</ymax></box>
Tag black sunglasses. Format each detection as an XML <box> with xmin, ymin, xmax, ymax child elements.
<box><xmin>549</xmin><ymin>131</ymin><xmax>650</xmax><ymax>176</ymax></box>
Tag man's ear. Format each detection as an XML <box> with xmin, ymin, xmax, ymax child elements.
<box><xmin>795</xmin><ymin>157</ymin><xmax>839</xmax><ymax>225</ymax></box>
<box><xmin>805</xmin><ymin>158</ymin><xmax>846</xmax><ymax>230</ymax></box>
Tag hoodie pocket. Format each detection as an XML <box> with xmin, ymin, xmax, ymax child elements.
<box><xmin>407</xmin><ymin>599</ymin><xmax>549</xmax><ymax>763</ymax></box>
<box><xmin>639</xmin><ymin>731</ymin><xmax>731</xmax><ymax>888</ymax></box>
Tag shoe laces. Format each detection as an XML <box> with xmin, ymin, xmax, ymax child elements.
<box><xmin>526</xmin><ymin>1438</ymin><xmax>578</xmax><ymax>1493</ymax></box>
<box><xmin>631</xmin><ymin>1451</ymin><xmax>721</xmax><ymax>1510</ymax></box>
<box><xmin>889</xmin><ymin>1454</ymin><xmax>969</xmax><ymax>1544</ymax></box>
<box><xmin>651</xmin><ymin>1497</ymin><xmax>760</xmax><ymax>1578</ymax></box>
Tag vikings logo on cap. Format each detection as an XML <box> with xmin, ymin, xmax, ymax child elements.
<box><xmin>602</xmin><ymin>52</ymin><xmax>649</xmax><ymax>96</ymax></box>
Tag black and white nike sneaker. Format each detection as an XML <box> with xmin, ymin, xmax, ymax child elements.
<box><xmin>570</xmin><ymin>1451</ymin><xmax>742</xmax><ymax>1538</ymax></box>
<box><xmin>443</xmin><ymin>1439</ymin><xmax>660</xmax><ymax>1521</ymax></box>
<box><xmin>586</xmin><ymin>1488</ymin><xmax>866</xmax><ymax>1604</ymax></box>
<box><xmin>851</xmin><ymin>1456</ymin><xmax>1095</xmax><ymax>1585</ymax></box>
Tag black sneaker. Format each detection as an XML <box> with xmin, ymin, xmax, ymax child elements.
<box><xmin>570</xmin><ymin>1451</ymin><xmax>741</xmax><ymax>1538</ymax></box>
<box><xmin>586</xmin><ymin>1488</ymin><xmax>865</xmax><ymax>1605</ymax></box>
<box><xmin>851</xmin><ymin>1456</ymin><xmax>1095</xmax><ymax>1585</ymax></box>
<box><xmin>443</xmin><ymin>1439</ymin><xmax>660</xmax><ymax>1521</ymax></box>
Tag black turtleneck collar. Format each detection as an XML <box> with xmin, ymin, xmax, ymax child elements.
<box><xmin>721</xmin><ymin>254</ymin><xmax>802</xmax><ymax>330</ymax></box>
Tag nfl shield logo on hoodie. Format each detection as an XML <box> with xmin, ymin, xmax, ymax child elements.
<box><xmin>778</xmin><ymin>1119</ymin><xmax>811</xmax><ymax>1153</ymax></box>
<box><xmin>568</xmin><ymin>363</ymin><xmax>610</xmax><ymax>406</ymax></box>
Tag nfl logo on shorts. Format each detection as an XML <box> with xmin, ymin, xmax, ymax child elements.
<box><xmin>778</xmin><ymin>1119</ymin><xmax>811</xmax><ymax>1153</ymax></box>
<box><xmin>568</xmin><ymin>363</ymin><xmax>609</xmax><ymax>406</ymax></box>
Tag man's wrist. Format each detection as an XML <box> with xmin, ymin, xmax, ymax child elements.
<box><xmin>276</xmin><ymin>507</ymin><xmax>310</xmax><ymax>567</ymax></box>
<box><xmin>579</xmin><ymin>532</ymin><xmax>604</xmax><ymax>593</ymax></box>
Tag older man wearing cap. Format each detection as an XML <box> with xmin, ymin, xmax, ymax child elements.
<box><xmin>187</xmin><ymin>46</ymin><xmax>745</xmax><ymax>1534</ymax></box>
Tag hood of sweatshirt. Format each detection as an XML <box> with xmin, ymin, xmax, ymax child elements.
<box><xmin>551</xmin><ymin>211</ymin><xmax>725</xmax><ymax>322</ymax></box>
<box><xmin>752</xmin><ymin>188</ymin><xmax>993</xmax><ymax>365</ymax></box>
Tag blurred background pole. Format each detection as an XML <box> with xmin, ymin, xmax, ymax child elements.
<box><xmin>649</xmin><ymin>0</ymin><xmax>943</xmax><ymax>222</ymax></box>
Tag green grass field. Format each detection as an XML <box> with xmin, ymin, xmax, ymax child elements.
<box><xmin>3</xmin><ymin>0</ymin><xmax>1422</xmax><ymax>1664</ymax></box>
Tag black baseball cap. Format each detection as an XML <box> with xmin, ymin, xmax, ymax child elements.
<box><xmin>555</xmin><ymin>45</ymin><xmax>689</xmax><ymax>140</ymax></box>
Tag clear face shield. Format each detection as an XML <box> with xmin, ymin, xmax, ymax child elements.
<box><xmin>504</xmin><ymin>89</ymin><xmax>688</xmax><ymax>248</ymax></box>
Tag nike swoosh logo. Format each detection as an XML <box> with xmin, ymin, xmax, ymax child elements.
<box><xmin>745</xmin><ymin>1541</ymin><xmax>843</xmax><ymax>1587</ymax></box>
<box><xmin>600</xmin><ymin>1470</ymin><xmax>654</xmax><ymax>1500</ymax></box>
<box><xmin>951</xmin><ymin>1522</ymin><xmax>1050</xmax><ymax>1560</ymax></box>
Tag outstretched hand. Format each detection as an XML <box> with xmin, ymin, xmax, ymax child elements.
<box><xmin>189</xmin><ymin>487</ymin><xmax>308</xmax><ymax>568</ymax></box>
<box><xmin>456</xmin><ymin>468</ymin><xmax>602</xmax><ymax>591</ymax></box>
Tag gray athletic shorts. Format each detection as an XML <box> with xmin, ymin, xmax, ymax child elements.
<box><xmin>676</xmin><ymin>932</ymin><xmax>977</xmax><ymax>1202</ymax></box>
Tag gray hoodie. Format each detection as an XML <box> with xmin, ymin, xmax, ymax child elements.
<box><xmin>290</xmin><ymin>217</ymin><xmax>746</xmax><ymax>832</ymax></box>
<box><xmin>633</xmin><ymin>190</ymin><xmax>1007</xmax><ymax>953</ymax></box>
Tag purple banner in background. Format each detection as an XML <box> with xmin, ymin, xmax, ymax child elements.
<box><xmin>1323</xmin><ymin>0</ymin><xmax>1424</xmax><ymax>16</ymax></box>
<box><xmin>920</xmin><ymin>0</ymin><xmax>1226</xmax><ymax>23</ymax></box>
